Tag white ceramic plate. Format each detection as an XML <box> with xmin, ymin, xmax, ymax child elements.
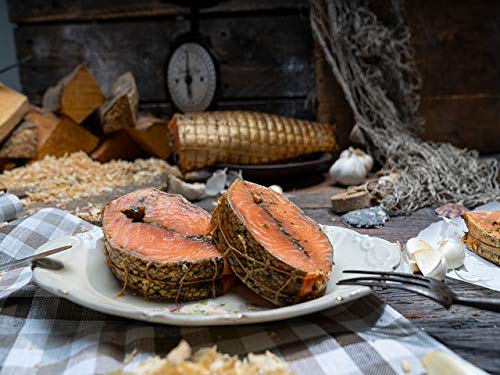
<box><xmin>33</xmin><ymin>226</ymin><xmax>400</xmax><ymax>326</ymax></box>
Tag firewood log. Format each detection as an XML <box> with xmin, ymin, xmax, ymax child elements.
<box><xmin>24</xmin><ymin>106</ymin><xmax>60</xmax><ymax>148</ymax></box>
<box><xmin>91</xmin><ymin>130</ymin><xmax>141</xmax><ymax>162</ymax></box>
<box><xmin>0</xmin><ymin>84</ymin><xmax>29</xmax><ymax>143</ymax></box>
<box><xmin>100</xmin><ymin>72</ymin><xmax>138</xmax><ymax>134</ymax></box>
<box><xmin>42</xmin><ymin>64</ymin><xmax>104</xmax><ymax>124</ymax></box>
<box><xmin>126</xmin><ymin>113</ymin><xmax>171</xmax><ymax>159</ymax></box>
<box><xmin>38</xmin><ymin>117</ymin><xmax>99</xmax><ymax>159</ymax></box>
<box><xmin>0</xmin><ymin>121</ymin><xmax>38</xmax><ymax>159</ymax></box>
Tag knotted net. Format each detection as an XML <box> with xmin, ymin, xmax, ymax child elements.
<box><xmin>311</xmin><ymin>0</ymin><xmax>500</xmax><ymax>214</ymax></box>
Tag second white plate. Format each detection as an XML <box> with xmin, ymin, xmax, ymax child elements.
<box><xmin>33</xmin><ymin>225</ymin><xmax>400</xmax><ymax>326</ymax></box>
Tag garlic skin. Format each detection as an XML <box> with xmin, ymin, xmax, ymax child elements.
<box><xmin>412</xmin><ymin>248</ymin><xmax>448</xmax><ymax>281</ymax></box>
<box><xmin>329</xmin><ymin>147</ymin><xmax>372</xmax><ymax>186</ymax></box>
<box><xmin>437</xmin><ymin>238</ymin><xmax>465</xmax><ymax>269</ymax></box>
<box><xmin>167</xmin><ymin>176</ymin><xmax>207</xmax><ymax>201</ymax></box>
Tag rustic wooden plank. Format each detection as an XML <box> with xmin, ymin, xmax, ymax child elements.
<box><xmin>8</xmin><ymin>0</ymin><xmax>309</xmax><ymax>23</ymax></box>
<box><xmin>404</xmin><ymin>0</ymin><xmax>500</xmax><ymax>97</ymax></box>
<box><xmin>421</xmin><ymin>95</ymin><xmax>500</xmax><ymax>153</ymax></box>
<box><xmin>140</xmin><ymin>98</ymin><xmax>315</xmax><ymax>120</ymax></box>
<box><xmin>14</xmin><ymin>14</ymin><xmax>314</xmax><ymax>104</ymax></box>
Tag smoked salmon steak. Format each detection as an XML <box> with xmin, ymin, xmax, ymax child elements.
<box><xmin>211</xmin><ymin>179</ymin><xmax>334</xmax><ymax>306</ymax></box>
<box><xmin>101</xmin><ymin>188</ymin><xmax>233</xmax><ymax>302</ymax></box>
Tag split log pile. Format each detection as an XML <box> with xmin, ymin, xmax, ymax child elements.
<box><xmin>0</xmin><ymin>64</ymin><xmax>172</xmax><ymax>170</ymax></box>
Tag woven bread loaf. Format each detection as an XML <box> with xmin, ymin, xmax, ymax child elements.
<box><xmin>169</xmin><ymin>111</ymin><xmax>337</xmax><ymax>173</ymax></box>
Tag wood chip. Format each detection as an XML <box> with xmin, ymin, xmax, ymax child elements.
<box><xmin>331</xmin><ymin>189</ymin><xmax>372</xmax><ymax>213</ymax></box>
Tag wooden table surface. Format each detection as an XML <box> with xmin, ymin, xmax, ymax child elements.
<box><xmin>255</xmin><ymin>177</ymin><xmax>500</xmax><ymax>374</ymax></box>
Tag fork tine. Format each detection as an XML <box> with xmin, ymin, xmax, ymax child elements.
<box><xmin>343</xmin><ymin>269</ymin><xmax>430</xmax><ymax>281</ymax></box>
<box><xmin>337</xmin><ymin>279</ymin><xmax>449</xmax><ymax>307</ymax></box>
<box><xmin>339</xmin><ymin>275</ymin><xmax>431</xmax><ymax>287</ymax></box>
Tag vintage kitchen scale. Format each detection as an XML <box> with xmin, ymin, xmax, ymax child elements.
<box><xmin>165</xmin><ymin>1</ymin><xmax>220</xmax><ymax>113</ymax></box>
<box><xmin>165</xmin><ymin>1</ymin><xmax>333</xmax><ymax>184</ymax></box>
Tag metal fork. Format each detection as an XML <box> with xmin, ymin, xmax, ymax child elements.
<box><xmin>338</xmin><ymin>270</ymin><xmax>500</xmax><ymax>313</ymax></box>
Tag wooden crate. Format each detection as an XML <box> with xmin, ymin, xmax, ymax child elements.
<box><xmin>8</xmin><ymin>0</ymin><xmax>315</xmax><ymax>120</ymax></box>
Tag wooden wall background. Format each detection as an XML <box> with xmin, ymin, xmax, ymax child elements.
<box><xmin>7</xmin><ymin>0</ymin><xmax>500</xmax><ymax>153</ymax></box>
<box><xmin>8</xmin><ymin>0</ymin><xmax>315</xmax><ymax>119</ymax></box>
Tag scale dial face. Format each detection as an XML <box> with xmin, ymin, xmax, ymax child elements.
<box><xmin>167</xmin><ymin>42</ymin><xmax>217</xmax><ymax>113</ymax></box>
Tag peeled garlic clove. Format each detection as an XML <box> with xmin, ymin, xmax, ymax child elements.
<box><xmin>269</xmin><ymin>185</ymin><xmax>283</xmax><ymax>194</ymax></box>
<box><xmin>405</xmin><ymin>238</ymin><xmax>433</xmax><ymax>256</ymax></box>
<box><xmin>422</xmin><ymin>351</ymin><xmax>486</xmax><ymax>375</ymax></box>
<box><xmin>437</xmin><ymin>238</ymin><xmax>465</xmax><ymax>269</ymax></box>
<box><xmin>412</xmin><ymin>248</ymin><xmax>448</xmax><ymax>280</ymax></box>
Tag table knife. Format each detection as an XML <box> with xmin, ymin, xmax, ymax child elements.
<box><xmin>0</xmin><ymin>245</ymin><xmax>72</xmax><ymax>272</ymax></box>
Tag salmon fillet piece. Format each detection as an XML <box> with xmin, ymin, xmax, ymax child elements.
<box><xmin>462</xmin><ymin>211</ymin><xmax>500</xmax><ymax>248</ymax></box>
<box><xmin>101</xmin><ymin>188</ymin><xmax>232</xmax><ymax>302</ymax></box>
<box><xmin>462</xmin><ymin>232</ymin><xmax>500</xmax><ymax>266</ymax></box>
<box><xmin>211</xmin><ymin>179</ymin><xmax>333</xmax><ymax>306</ymax></box>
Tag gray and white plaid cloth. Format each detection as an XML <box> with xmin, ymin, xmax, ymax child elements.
<box><xmin>0</xmin><ymin>206</ymin><xmax>483</xmax><ymax>374</ymax></box>
<box><xmin>0</xmin><ymin>193</ymin><xmax>22</xmax><ymax>224</ymax></box>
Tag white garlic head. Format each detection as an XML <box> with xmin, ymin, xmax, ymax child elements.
<box><xmin>269</xmin><ymin>185</ymin><xmax>283</xmax><ymax>194</ymax></box>
<box><xmin>329</xmin><ymin>147</ymin><xmax>373</xmax><ymax>186</ymax></box>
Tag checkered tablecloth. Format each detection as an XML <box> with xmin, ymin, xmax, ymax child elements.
<box><xmin>0</xmin><ymin>206</ymin><xmax>483</xmax><ymax>374</ymax></box>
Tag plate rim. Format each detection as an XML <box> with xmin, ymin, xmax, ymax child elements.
<box><xmin>33</xmin><ymin>226</ymin><xmax>398</xmax><ymax>326</ymax></box>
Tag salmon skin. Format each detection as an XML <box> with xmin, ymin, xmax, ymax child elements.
<box><xmin>101</xmin><ymin>188</ymin><xmax>233</xmax><ymax>302</ymax></box>
<box><xmin>211</xmin><ymin>179</ymin><xmax>333</xmax><ymax>306</ymax></box>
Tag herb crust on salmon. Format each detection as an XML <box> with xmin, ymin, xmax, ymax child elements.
<box><xmin>101</xmin><ymin>188</ymin><xmax>232</xmax><ymax>302</ymax></box>
<box><xmin>211</xmin><ymin>179</ymin><xmax>333</xmax><ymax>306</ymax></box>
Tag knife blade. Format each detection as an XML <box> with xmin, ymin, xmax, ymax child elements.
<box><xmin>0</xmin><ymin>245</ymin><xmax>72</xmax><ymax>272</ymax></box>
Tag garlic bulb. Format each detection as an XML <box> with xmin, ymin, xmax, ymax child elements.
<box><xmin>329</xmin><ymin>147</ymin><xmax>373</xmax><ymax>186</ymax></box>
<box><xmin>269</xmin><ymin>185</ymin><xmax>283</xmax><ymax>194</ymax></box>
<box><xmin>412</xmin><ymin>248</ymin><xmax>448</xmax><ymax>280</ymax></box>
<box><xmin>437</xmin><ymin>238</ymin><xmax>465</xmax><ymax>269</ymax></box>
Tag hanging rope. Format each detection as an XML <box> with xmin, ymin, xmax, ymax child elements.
<box><xmin>311</xmin><ymin>0</ymin><xmax>500</xmax><ymax>214</ymax></box>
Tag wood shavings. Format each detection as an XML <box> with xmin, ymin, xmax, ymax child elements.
<box><xmin>111</xmin><ymin>340</ymin><xmax>294</xmax><ymax>375</ymax></box>
<box><xmin>0</xmin><ymin>152</ymin><xmax>180</xmax><ymax>221</ymax></box>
